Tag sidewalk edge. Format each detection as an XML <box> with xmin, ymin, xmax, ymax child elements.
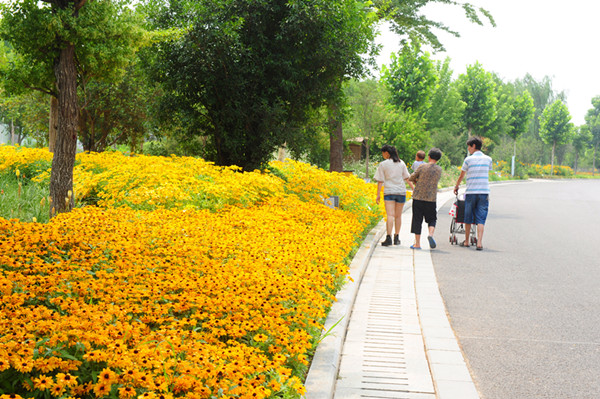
<box><xmin>303</xmin><ymin>219</ymin><xmax>386</xmax><ymax>399</ymax></box>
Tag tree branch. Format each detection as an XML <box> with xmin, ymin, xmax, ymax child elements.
<box><xmin>24</xmin><ymin>84</ymin><xmax>56</xmax><ymax>98</ymax></box>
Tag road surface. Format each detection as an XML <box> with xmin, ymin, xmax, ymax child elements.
<box><xmin>432</xmin><ymin>179</ymin><xmax>600</xmax><ymax>399</ymax></box>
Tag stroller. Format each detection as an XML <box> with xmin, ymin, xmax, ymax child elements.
<box><xmin>449</xmin><ymin>193</ymin><xmax>477</xmax><ymax>246</ymax></box>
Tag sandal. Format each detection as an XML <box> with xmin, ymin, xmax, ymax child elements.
<box><xmin>476</xmin><ymin>246</ymin><xmax>483</xmax><ymax>251</ymax></box>
<box><xmin>459</xmin><ymin>240</ymin><xmax>470</xmax><ymax>247</ymax></box>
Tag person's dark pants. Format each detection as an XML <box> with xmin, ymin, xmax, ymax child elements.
<box><xmin>411</xmin><ymin>199</ymin><xmax>437</xmax><ymax>235</ymax></box>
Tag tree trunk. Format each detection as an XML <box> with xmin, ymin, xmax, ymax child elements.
<box><xmin>365</xmin><ymin>137</ymin><xmax>370</xmax><ymax>180</ymax></box>
<box><xmin>10</xmin><ymin>119</ymin><xmax>15</xmax><ymax>145</ymax></box>
<box><xmin>277</xmin><ymin>145</ymin><xmax>286</xmax><ymax>162</ymax></box>
<box><xmin>49</xmin><ymin>44</ymin><xmax>79</xmax><ymax>217</ymax></box>
<box><xmin>49</xmin><ymin>96</ymin><xmax>58</xmax><ymax>153</ymax></box>
<box><xmin>328</xmin><ymin>102</ymin><xmax>343</xmax><ymax>172</ymax></box>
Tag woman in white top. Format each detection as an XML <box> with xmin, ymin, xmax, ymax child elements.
<box><xmin>375</xmin><ymin>145</ymin><xmax>414</xmax><ymax>246</ymax></box>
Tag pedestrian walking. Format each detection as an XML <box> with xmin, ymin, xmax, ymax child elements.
<box><xmin>408</xmin><ymin>148</ymin><xmax>443</xmax><ymax>250</ymax></box>
<box><xmin>453</xmin><ymin>137</ymin><xmax>493</xmax><ymax>250</ymax></box>
<box><xmin>374</xmin><ymin>145</ymin><xmax>414</xmax><ymax>246</ymax></box>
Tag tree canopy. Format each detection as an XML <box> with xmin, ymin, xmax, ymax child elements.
<box><xmin>457</xmin><ymin>62</ymin><xmax>497</xmax><ymax>138</ymax></box>
<box><xmin>148</xmin><ymin>0</ymin><xmax>378</xmax><ymax>171</ymax></box>
<box><xmin>539</xmin><ymin>99</ymin><xmax>573</xmax><ymax>174</ymax></box>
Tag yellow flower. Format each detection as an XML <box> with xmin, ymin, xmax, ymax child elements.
<box><xmin>33</xmin><ymin>375</ymin><xmax>53</xmax><ymax>391</ymax></box>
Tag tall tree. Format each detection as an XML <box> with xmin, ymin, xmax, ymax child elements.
<box><xmin>425</xmin><ymin>58</ymin><xmax>466</xmax><ymax>165</ymax></box>
<box><xmin>514</xmin><ymin>74</ymin><xmax>565</xmax><ymax>140</ymax></box>
<box><xmin>0</xmin><ymin>0</ymin><xmax>146</xmax><ymax>215</ymax></box>
<box><xmin>344</xmin><ymin>79</ymin><xmax>388</xmax><ymax>178</ymax></box>
<box><xmin>507</xmin><ymin>90</ymin><xmax>535</xmax><ymax>159</ymax></box>
<box><xmin>381</xmin><ymin>41</ymin><xmax>437</xmax><ymax>115</ymax></box>
<box><xmin>539</xmin><ymin>99</ymin><xmax>573</xmax><ymax>175</ymax></box>
<box><xmin>457</xmin><ymin>62</ymin><xmax>497</xmax><ymax>138</ymax></box>
<box><xmin>584</xmin><ymin>96</ymin><xmax>600</xmax><ymax>174</ymax></box>
<box><xmin>572</xmin><ymin>125</ymin><xmax>592</xmax><ymax>172</ymax></box>
<box><xmin>149</xmin><ymin>0</ymin><xmax>378</xmax><ymax>171</ymax></box>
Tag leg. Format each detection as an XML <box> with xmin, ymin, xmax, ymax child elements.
<box><xmin>411</xmin><ymin>200</ymin><xmax>424</xmax><ymax>248</ymax></box>
<box><xmin>394</xmin><ymin>201</ymin><xmax>404</xmax><ymax>235</ymax></box>
<box><xmin>384</xmin><ymin>200</ymin><xmax>396</xmax><ymax>236</ymax></box>
<box><xmin>464</xmin><ymin>224</ymin><xmax>472</xmax><ymax>246</ymax></box>
<box><xmin>462</xmin><ymin>195</ymin><xmax>476</xmax><ymax>247</ymax></box>
<box><xmin>476</xmin><ymin>224</ymin><xmax>485</xmax><ymax>248</ymax></box>
<box><xmin>422</xmin><ymin>201</ymin><xmax>437</xmax><ymax>248</ymax></box>
<box><xmin>474</xmin><ymin>194</ymin><xmax>489</xmax><ymax>249</ymax></box>
<box><xmin>428</xmin><ymin>225</ymin><xmax>435</xmax><ymax>236</ymax></box>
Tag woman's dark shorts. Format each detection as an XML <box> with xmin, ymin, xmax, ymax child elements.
<box><xmin>383</xmin><ymin>194</ymin><xmax>406</xmax><ymax>203</ymax></box>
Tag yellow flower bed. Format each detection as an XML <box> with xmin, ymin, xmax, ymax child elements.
<box><xmin>0</xmin><ymin>146</ymin><xmax>384</xmax><ymax>398</ymax></box>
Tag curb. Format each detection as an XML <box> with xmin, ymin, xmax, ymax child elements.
<box><xmin>303</xmin><ymin>219</ymin><xmax>386</xmax><ymax>399</ymax></box>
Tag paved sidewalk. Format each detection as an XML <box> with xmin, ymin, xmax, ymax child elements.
<box><xmin>304</xmin><ymin>191</ymin><xmax>479</xmax><ymax>399</ymax></box>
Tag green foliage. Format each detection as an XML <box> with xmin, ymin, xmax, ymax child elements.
<box><xmin>381</xmin><ymin>41</ymin><xmax>437</xmax><ymax>114</ymax></box>
<box><xmin>508</xmin><ymin>90</ymin><xmax>535</xmax><ymax>141</ymax></box>
<box><xmin>426</xmin><ymin>58</ymin><xmax>465</xmax><ymax>133</ymax></box>
<box><xmin>79</xmin><ymin>61</ymin><xmax>157</xmax><ymax>153</ymax></box>
<box><xmin>457</xmin><ymin>62</ymin><xmax>497</xmax><ymax>138</ymax></box>
<box><xmin>0</xmin><ymin>90</ymin><xmax>49</xmax><ymax>146</ymax></box>
<box><xmin>148</xmin><ymin>0</ymin><xmax>379</xmax><ymax>171</ymax></box>
<box><xmin>0</xmin><ymin>0</ymin><xmax>148</xmax><ymax>95</ymax></box>
<box><xmin>379</xmin><ymin>107</ymin><xmax>429</xmax><ymax>163</ymax></box>
<box><xmin>285</xmin><ymin>105</ymin><xmax>332</xmax><ymax>170</ymax></box>
<box><xmin>374</xmin><ymin>0</ymin><xmax>496</xmax><ymax>52</ymax></box>
<box><xmin>539</xmin><ymin>100</ymin><xmax>573</xmax><ymax>147</ymax></box>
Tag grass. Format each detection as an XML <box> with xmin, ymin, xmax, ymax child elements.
<box><xmin>0</xmin><ymin>173</ymin><xmax>51</xmax><ymax>223</ymax></box>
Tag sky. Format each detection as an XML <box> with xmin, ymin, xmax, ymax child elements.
<box><xmin>375</xmin><ymin>0</ymin><xmax>600</xmax><ymax>125</ymax></box>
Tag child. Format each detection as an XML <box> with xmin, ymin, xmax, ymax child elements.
<box><xmin>408</xmin><ymin>148</ymin><xmax>443</xmax><ymax>249</ymax></box>
<box><xmin>412</xmin><ymin>150</ymin><xmax>426</xmax><ymax>171</ymax></box>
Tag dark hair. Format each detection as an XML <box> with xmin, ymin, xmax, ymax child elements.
<box><xmin>381</xmin><ymin>144</ymin><xmax>400</xmax><ymax>162</ymax></box>
<box><xmin>428</xmin><ymin>148</ymin><xmax>442</xmax><ymax>161</ymax></box>
<box><xmin>466</xmin><ymin>136</ymin><xmax>483</xmax><ymax>150</ymax></box>
<box><xmin>416</xmin><ymin>150</ymin><xmax>426</xmax><ymax>160</ymax></box>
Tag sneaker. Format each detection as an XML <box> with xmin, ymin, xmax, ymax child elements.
<box><xmin>381</xmin><ymin>235</ymin><xmax>393</xmax><ymax>246</ymax></box>
<box><xmin>427</xmin><ymin>236</ymin><xmax>436</xmax><ymax>249</ymax></box>
<box><xmin>393</xmin><ymin>235</ymin><xmax>400</xmax><ymax>245</ymax></box>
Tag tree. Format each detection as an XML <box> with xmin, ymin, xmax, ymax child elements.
<box><xmin>0</xmin><ymin>0</ymin><xmax>146</xmax><ymax>215</ymax></box>
<box><xmin>425</xmin><ymin>58</ymin><xmax>466</xmax><ymax>165</ymax></box>
<box><xmin>584</xmin><ymin>96</ymin><xmax>600</xmax><ymax>174</ymax></box>
<box><xmin>344</xmin><ymin>79</ymin><xmax>388</xmax><ymax>178</ymax></box>
<box><xmin>0</xmin><ymin>90</ymin><xmax>49</xmax><ymax>146</ymax></box>
<box><xmin>457</xmin><ymin>62</ymin><xmax>497</xmax><ymax>138</ymax></box>
<box><xmin>381</xmin><ymin>41</ymin><xmax>437</xmax><ymax>115</ymax></box>
<box><xmin>539</xmin><ymin>99</ymin><xmax>574</xmax><ymax>175</ymax></box>
<box><xmin>507</xmin><ymin>90</ymin><xmax>535</xmax><ymax>170</ymax></box>
<box><xmin>79</xmin><ymin>61</ymin><xmax>157</xmax><ymax>153</ymax></box>
<box><xmin>148</xmin><ymin>0</ymin><xmax>378</xmax><ymax>171</ymax></box>
<box><xmin>514</xmin><ymin>74</ymin><xmax>565</xmax><ymax>140</ymax></box>
<box><xmin>572</xmin><ymin>126</ymin><xmax>592</xmax><ymax>172</ymax></box>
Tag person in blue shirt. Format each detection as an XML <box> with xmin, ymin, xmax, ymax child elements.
<box><xmin>453</xmin><ymin>137</ymin><xmax>493</xmax><ymax>250</ymax></box>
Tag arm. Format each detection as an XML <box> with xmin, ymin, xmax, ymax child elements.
<box><xmin>454</xmin><ymin>170</ymin><xmax>466</xmax><ymax>195</ymax></box>
<box><xmin>376</xmin><ymin>182</ymin><xmax>384</xmax><ymax>204</ymax></box>
<box><xmin>405</xmin><ymin>178</ymin><xmax>415</xmax><ymax>191</ymax></box>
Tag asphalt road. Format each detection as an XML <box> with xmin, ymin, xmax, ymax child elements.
<box><xmin>432</xmin><ymin>179</ymin><xmax>600</xmax><ymax>399</ymax></box>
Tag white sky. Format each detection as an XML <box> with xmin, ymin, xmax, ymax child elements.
<box><xmin>375</xmin><ymin>0</ymin><xmax>600</xmax><ymax>125</ymax></box>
